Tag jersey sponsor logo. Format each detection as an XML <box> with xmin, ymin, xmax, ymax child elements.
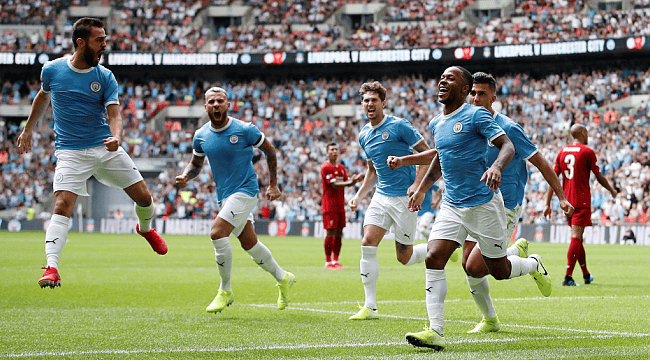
<box><xmin>453</xmin><ymin>122</ymin><xmax>463</xmax><ymax>133</ymax></box>
<box><xmin>229</xmin><ymin>135</ymin><xmax>238</xmax><ymax>144</ymax></box>
<box><xmin>381</xmin><ymin>131</ymin><xmax>389</xmax><ymax>140</ymax></box>
<box><xmin>90</xmin><ymin>81</ymin><xmax>101</xmax><ymax>92</ymax></box>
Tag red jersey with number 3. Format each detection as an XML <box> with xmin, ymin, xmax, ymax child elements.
<box><xmin>554</xmin><ymin>143</ymin><xmax>599</xmax><ymax>207</ymax></box>
<box><xmin>321</xmin><ymin>162</ymin><xmax>348</xmax><ymax>213</ymax></box>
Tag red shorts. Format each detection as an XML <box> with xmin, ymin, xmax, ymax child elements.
<box><xmin>567</xmin><ymin>206</ymin><xmax>592</xmax><ymax>227</ymax></box>
<box><xmin>323</xmin><ymin>212</ymin><xmax>346</xmax><ymax>230</ymax></box>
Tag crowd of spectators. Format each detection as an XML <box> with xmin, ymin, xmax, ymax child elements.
<box><xmin>205</xmin><ymin>24</ymin><xmax>340</xmax><ymax>53</ymax></box>
<box><xmin>337</xmin><ymin>7</ymin><xmax>650</xmax><ymax>50</ymax></box>
<box><xmin>3</xmin><ymin>66</ymin><xmax>650</xmax><ymax>227</ymax></box>
<box><xmin>3</xmin><ymin>1</ymin><xmax>650</xmax><ymax>53</ymax></box>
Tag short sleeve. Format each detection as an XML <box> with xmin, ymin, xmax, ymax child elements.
<box><xmin>40</xmin><ymin>63</ymin><xmax>51</xmax><ymax>93</ymax></box>
<box><xmin>509</xmin><ymin>123</ymin><xmax>538</xmax><ymax>160</ymax></box>
<box><xmin>399</xmin><ymin>118</ymin><xmax>424</xmax><ymax>147</ymax></box>
<box><xmin>474</xmin><ymin>107</ymin><xmax>504</xmax><ymax>141</ymax></box>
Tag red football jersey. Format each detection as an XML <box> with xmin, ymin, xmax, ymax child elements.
<box><xmin>554</xmin><ymin>143</ymin><xmax>600</xmax><ymax>207</ymax></box>
<box><xmin>321</xmin><ymin>161</ymin><xmax>348</xmax><ymax>213</ymax></box>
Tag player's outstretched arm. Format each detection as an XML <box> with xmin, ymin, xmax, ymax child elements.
<box><xmin>16</xmin><ymin>90</ymin><xmax>51</xmax><ymax>154</ymax></box>
<box><xmin>387</xmin><ymin>148</ymin><xmax>437</xmax><ymax>170</ymax></box>
<box><xmin>176</xmin><ymin>154</ymin><xmax>205</xmax><ymax>189</ymax></box>
<box><xmin>349</xmin><ymin>160</ymin><xmax>377</xmax><ymax>211</ymax></box>
<box><xmin>529</xmin><ymin>152</ymin><xmax>574</xmax><ymax>217</ymax></box>
<box><xmin>259</xmin><ymin>137</ymin><xmax>281</xmax><ymax>201</ymax></box>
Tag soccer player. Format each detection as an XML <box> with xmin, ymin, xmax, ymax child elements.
<box><xmin>462</xmin><ymin>72</ymin><xmax>574</xmax><ymax>333</ymax></box>
<box><xmin>347</xmin><ymin>81</ymin><xmax>431</xmax><ymax>320</ymax></box>
<box><xmin>321</xmin><ymin>142</ymin><xmax>363</xmax><ymax>270</ymax></box>
<box><xmin>15</xmin><ymin>17</ymin><xmax>167</xmax><ymax>289</ymax></box>
<box><xmin>544</xmin><ymin>123</ymin><xmax>617</xmax><ymax>286</ymax></box>
<box><xmin>175</xmin><ymin>87</ymin><xmax>295</xmax><ymax>313</ymax></box>
<box><xmin>403</xmin><ymin>66</ymin><xmax>551</xmax><ymax>351</ymax></box>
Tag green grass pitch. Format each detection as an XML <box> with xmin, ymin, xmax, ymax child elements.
<box><xmin>1</xmin><ymin>231</ymin><xmax>649</xmax><ymax>359</ymax></box>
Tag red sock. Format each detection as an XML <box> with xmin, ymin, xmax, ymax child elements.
<box><xmin>332</xmin><ymin>236</ymin><xmax>342</xmax><ymax>262</ymax></box>
<box><xmin>324</xmin><ymin>236</ymin><xmax>334</xmax><ymax>263</ymax></box>
<box><xmin>577</xmin><ymin>240</ymin><xmax>589</xmax><ymax>276</ymax></box>
<box><xmin>566</xmin><ymin>237</ymin><xmax>581</xmax><ymax>277</ymax></box>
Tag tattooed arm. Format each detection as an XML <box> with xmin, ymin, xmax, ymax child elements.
<box><xmin>258</xmin><ymin>137</ymin><xmax>281</xmax><ymax>201</ymax></box>
<box><xmin>175</xmin><ymin>154</ymin><xmax>205</xmax><ymax>189</ymax></box>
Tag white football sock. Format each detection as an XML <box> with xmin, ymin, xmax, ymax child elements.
<box><xmin>360</xmin><ymin>246</ymin><xmax>379</xmax><ymax>310</ymax></box>
<box><xmin>247</xmin><ymin>241</ymin><xmax>285</xmax><ymax>282</ymax></box>
<box><xmin>134</xmin><ymin>198</ymin><xmax>154</xmax><ymax>232</ymax></box>
<box><xmin>405</xmin><ymin>243</ymin><xmax>427</xmax><ymax>266</ymax></box>
<box><xmin>426</xmin><ymin>269</ymin><xmax>447</xmax><ymax>336</ymax></box>
<box><xmin>508</xmin><ymin>255</ymin><xmax>538</xmax><ymax>278</ymax></box>
<box><xmin>212</xmin><ymin>237</ymin><xmax>233</xmax><ymax>291</ymax></box>
<box><xmin>506</xmin><ymin>245</ymin><xmax>519</xmax><ymax>257</ymax></box>
<box><xmin>45</xmin><ymin>214</ymin><xmax>69</xmax><ymax>269</ymax></box>
<box><xmin>467</xmin><ymin>276</ymin><xmax>497</xmax><ymax>318</ymax></box>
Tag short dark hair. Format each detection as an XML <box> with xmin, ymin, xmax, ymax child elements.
<box><xmin>359</xmin><ymin>81</ymin><xmax>387</xmax><ymax>101</ymax></box>
<box><xmin>455</xmin><ymin>66</ymin><xmax>473</xmax><ymax>95</ymax></box>
<box><xmin>327</xmin><ymin>142</ymin><xmax>338</xmax><ymax>150</ymax></box>
<box><xmin>472</xmin><ymin>72</ymin><xmax>497</xmax><ymax>93</ymax></box>
<box><xmin>72</xmin><ymin>17</ymin><xmax>104</xmax><ymax>49</ymax></box>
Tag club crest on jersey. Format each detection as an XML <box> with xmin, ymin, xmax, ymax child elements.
<box><xmin>229</xmin><ymin>135</ymin><xmax>238</xmax><ymax>144</ymax></box>
<box><xmin>381</xmin><ymin>131</ymin><xmax>389</xmax><ymax>140</ymax></box>
<box><xmin>55</xmin><ymin>174</ymin><xmax>63</xmax><ymax>183</ymax></box>
<box><xmin>453</xmin><ymin>122</ymin><xmax>463</xmax><ymax>133</ymax></box>
<box><xmin>90</xmin><ymin>81</ymin><xmax>101</xmax><ymax>92</ymax></box>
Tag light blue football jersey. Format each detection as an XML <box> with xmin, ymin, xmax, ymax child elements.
<box><xmin>429</xmin><ymin>103</ymin><xmax>505</xmax><ymax>207</ymax></box>
<box><xmin>41</xmin><ymin>57</ymin><xmax>119</xmax><ymax>150</ymax></box>
<box><xmin>486</xmin><ymin>112</ymin><xmax>538</xmax><ymax>209</ymax></box>
<box><xmin>359</xmin><ymin>115</ymin><xmax>424</xmax><ymax>197</ymax></box>
<box><xmin>193</xmin><ymin>117</ymin><xmax>264</xmax><ymax>206</ymax></box>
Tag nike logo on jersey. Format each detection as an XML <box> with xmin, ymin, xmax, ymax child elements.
<box><xmin>426</xmin><ymin>287</ymin><xmax>432</xmax><ymax>293</ymax></box>
<box><xmin>258</xmin><ymin>260</ymin><xmax>264</xmax><ymax>265</ymax></box>
<box><xmin>494</xmin><ymin>243</ymin><xmax>503</xmax><ymax>249</ymax></box>
<box><xmin>470</xmin><ymin>289</ymin><xmax>477</xmax><ymax>295</ymax></box>
<box><xmin>404</xmin><ymin>234</ymin><xmax>411</xmax><ymax>239</ymax></box>
<box><xmin>217</xmin><ymin>261</ymin><xmax>225</xmax><ymax>267</ymax></box>
<box><xmin>360</xmin><ymin>272</ymin><xmax>369</xmax><ymax>278</ymax></box>
<box><xmin>45</xmin><ymin>237</ymin><xmax>59</xmax><ymax>244</ymax></box>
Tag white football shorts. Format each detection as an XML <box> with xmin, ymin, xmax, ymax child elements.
<box><xmin>364</xmin><ymin>193</ymin><xmax>417</xmax><ymax>245</ymax></box>
<box><xmin>217</xmin><ymin>192</ymin><xmax>257</xmax><ymax>237</ymax></box>
<box><xmin>53</xmin><ymin>146</ymin><xmax>143</xmax><ymax>196</ymax></box>
<box><xmin>429</xmin><ymin>191</ymin><xmax>508</xmax><ymax>258</ymax></box>
<box><xmin>467</xmin><ymin>204</ymin><xmax>522</xmax><ymax>243</ymax></box>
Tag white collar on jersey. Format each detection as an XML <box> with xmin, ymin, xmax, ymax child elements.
<box><xmin>370</xmin><ymin>114</ymin><xmax>388</xmax><ymax>129</ymax></box>
<box><xmin>67</xmin><ymin>56</ymin><xmax>94</xmax><ymax>74</ymax></box>
<box><xmin>493</xmin><ymin>111</ymin><xmax>499</xmax><ymax>119</ymax></box>
<box><xmin>209</xmin><ymin>117</ymin><xmax>233</xmax><ymax>132</ymax></box>
<box><xmin>441</xmin><ymin>103</ymin><xmax>466</xmax><ymax>120</ymax></box>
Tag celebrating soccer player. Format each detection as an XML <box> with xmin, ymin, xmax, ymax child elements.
<box><xmin>403</xmin><ymin>66</ymin><xmax>552</xmax><ymax>351</ymax></box>
<box><xmin>175</xmin><ymin>87</ymin><xmax>295</xmax><ymax>313</ymax></box>
<box><xmin>16</xmin><ymin>17</ymin><xmax>167</xmax><ymax>289</ymax></box>
<box><xmin>347</xmin><ymin>81</ymin><xmax>431</xmax><ymax>320</ymax></box>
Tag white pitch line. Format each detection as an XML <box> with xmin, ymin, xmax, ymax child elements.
<box><xmin>280</xmin><ymin>294</ymin><xmax>650</xmax><ymax>306</ymax></box>
<box><xmin>4</xmin><ymin>334</ymin><xmax>649</xmax><ymax>358</ymax></box>
<box><xmin>243</xmin><ymin>303</ymin><xmax>650</xmax><ymax>338</ymax></box>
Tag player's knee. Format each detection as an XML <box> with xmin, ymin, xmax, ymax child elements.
<box><xmin>490</xmin><ymin>270</ymin><xmax>510</xmax><ymax>280</ymax></box>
